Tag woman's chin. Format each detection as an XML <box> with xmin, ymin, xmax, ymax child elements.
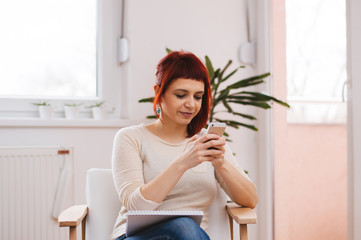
<box><xmin>176</xmin><ymin>118</ymin><xmax>193</xmax><ymax>126</ymax></box>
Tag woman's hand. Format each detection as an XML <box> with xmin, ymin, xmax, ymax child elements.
<box><xmin>139</xmin><ymin>133</ymin><xmax>225</xmax><ymax>204</ymax></box>
<box><xmin>208</xmin><ymin>135</ymin><xmax>227</xmax><ymax>169</ymax></box>
<box><xmin>174</xmin><ymin>134</ymin><xmax>226</xmax><ymax>171</ymax></box>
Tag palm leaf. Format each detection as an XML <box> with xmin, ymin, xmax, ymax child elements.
<box><xmin>222</xmin><ymin>100</ymin><xmax>233</xmax><ymax>113</ymax></box>
<box><xmin>227</xmin><ymin>100</ymin><xmax>271</xmax><ymax>109</ymax></box>
<box><xmin>220</xmin><ymin>100</ymin><xmax>257</xmax><ymax>120</ymax></box>
<box><xmin>214</xmin><ymin>88</ymin><xmax>230</xmax><ymax>105</ymax></box>
<box><xmin>231</xmin><ymin>112</ymin><xmax>257</xmax><ymax>120</ymax></box>
<box><xmin>238</xmin><ymin>91</ymin><xmax>290</xmax><ymax>108</ymax></box>
<box><xmin>205</xmin><ymin>56</ymin><xmax>215</xmax><ymax>80</ymax></box>
<box><xmin>215</xmin><ymin>118</ymin><xmax>258</xmax><ymax>131</ymax></box>
<box><xmin>221</xmin><ymin>68</ymin><xmax>239</xmax><ymax>83</ymax></box>
<box><xmin>228</xmin><ymin>79</ymin><xmax>265</xmax><ymax>90</ymax></box>
<box><xmin>221</xmin><ymin>102</ymin><xmax>257</xmax><ymax>121</ymax></box>
<box><xmin>236</xmin><ymin>123</ymin><xmax>258</xmax><ymax>131</ymax></box>
<box><xmin>138</xmin><ymin>97</ymin><xmax>154</xmax><ymax>103</ymax></box>
<box><xmin>227</xmin><ymin>73</ymin><xmax>270</xmax><ymax>89</ymax></box>
<box><xmin>211</xmin><ymin>68</ymin><xmax>220</xmax><ymax>88</ymax></box>
<box><xmin>219</xmin><ymin>60</ymin><xmax>232</xmax><ymax>80</ymax></box>
<box><xmin>166</xmin><ymin>48</ymin><xmax>173</xmax><ymax>54</ymax></box>
<box><xmin>227</xmin><ymin>96</ymin><xmax>267</xmax><ymax>102</ymax></box>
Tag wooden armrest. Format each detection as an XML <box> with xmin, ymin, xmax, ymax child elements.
<box><xmin>58</xmin><ymin>205</ymin><xmax>88</xmax><ymax>227</ymax></box>
<box><xmin>226</xmin><ymin>202</ymin><xmax>257</xmax><ymax>225</ymax></box>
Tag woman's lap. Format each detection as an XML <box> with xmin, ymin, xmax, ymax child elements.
<box><xmin>116</xmin><ymin>217</ymin><xmax>210</xmax><ymax>240</ymax></box>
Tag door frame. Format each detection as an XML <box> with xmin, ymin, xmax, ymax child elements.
<box><xmin>346</xmin><ymin>0</ymin><xmax>361</xmax><ymax>239</ymax></box>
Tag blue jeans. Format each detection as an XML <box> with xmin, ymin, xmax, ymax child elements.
<box><xmin>116</xmin><ymin>216</ymin><xmax>210</xmax><ymax>240</ymax></box>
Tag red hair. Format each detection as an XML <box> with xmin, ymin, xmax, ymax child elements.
<box><xmin>153</xmin><ymin>50</ymin><xmax>212</xmax><ymax>137</ymax></box>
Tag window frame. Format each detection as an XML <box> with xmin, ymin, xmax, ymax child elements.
<box><xmin>286</xmin><ymin>97</ymin><xmax>347</xmax><ymax>124</ymax></box>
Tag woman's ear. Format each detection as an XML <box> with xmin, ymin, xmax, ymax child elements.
<box><xmin>154</xmin><ymin>85</ymin><xmax>160</xmax><ymax>95</ymax></box>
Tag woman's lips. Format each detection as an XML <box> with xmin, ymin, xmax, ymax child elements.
<box><xmin>180</xmin><ymin>111</ymin><xmax>193</xmax><ymax>117</ymax></box>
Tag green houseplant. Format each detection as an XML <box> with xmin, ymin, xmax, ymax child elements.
<box><xmin>32</xmin><ymin>101</ymin><xmax>54</xmax><ymax>119</ymax></box>
<box><xmin>64</xmin><ymin>103</ymin><xmax>83</xmax><ymax>119</ymax></box>
<box><xmin>139</xmin><ymin>49</ymin><xmax>289</xmax><ymax>138</ymax></box>
<box><xmin>86</xmin><ymin>101</ymin><xmax>106</xmax><ymax>119</ymax></box>
<box><xmin>32</xmin><ymin>101</ymin><xmax>51</xmax><ymax>107</ymax></box>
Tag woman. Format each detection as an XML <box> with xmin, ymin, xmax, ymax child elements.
<box><xmin>111</xmin><ymin>51</ymin><xmax>258</xmax><ymax>240</ymax></box>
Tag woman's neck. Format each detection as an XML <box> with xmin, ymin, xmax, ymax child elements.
<box><xmin>146</xmin><ymin>119</ymin><xmax>188</xmax><ymax>144</ymax></box>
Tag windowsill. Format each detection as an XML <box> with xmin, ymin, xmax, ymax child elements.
<box><xmin>288</xmin><ymin>121</ymin><xmax>347</xmax><ymax>125</ymax></box>
<box><xmin>0</xmin><ymin>118</ymin><xmax>135</xmax><ymax>128</ymax></box>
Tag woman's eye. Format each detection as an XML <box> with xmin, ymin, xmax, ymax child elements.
<box><xmin>176</xmin><ymin>94</ymin><xmax>185</xmax><ymax>98</ymax></box>
<box><xmin>194</xmin><ymin>95</ymin><xmax>203</xmax><ymax>100</ymax></box>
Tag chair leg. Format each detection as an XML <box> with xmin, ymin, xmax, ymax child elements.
<box><xmin>69</xmin><ymin>226</ymin><xmax>77</xmax><ymax>240</ymax></box>
<box><xmin>229</xmin><ymin>215</ymin><xmax>234</xmax><ymax>240</ymax></box>
<box><xmin>239</xmin><ymin>224</ymin><xmax>248</xmax><ymax>240</ymax></box>
<box><xmin>82</xmin><ymin>216</ymin><xmax>86</xmax><ymax>240</ymax></box>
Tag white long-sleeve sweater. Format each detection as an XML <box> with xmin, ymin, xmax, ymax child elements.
<box><xmin>110</xmin><ymin>123</ymin><xmax>249</xmax><ymax>239</ymax></box>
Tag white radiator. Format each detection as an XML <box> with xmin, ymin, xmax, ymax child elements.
<box><xmin>0</xmin><ymin>147</ymin><xmax>74</xmax><ymax>240</ymax></box>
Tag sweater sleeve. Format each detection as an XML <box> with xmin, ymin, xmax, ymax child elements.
<box><xmin>111</xmin><ymin>127</ymin><xmax>160</xmax><ymax>211</ymax></box>
<box><xmin>214</xmin><ymin>144</ymin><xmax>252</xmax><ymax>200</ymax></box>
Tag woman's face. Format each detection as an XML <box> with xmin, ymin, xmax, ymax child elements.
<box><xmin>160</xmin><ymin>78</ymin><xmax>205</xmax><ymax>127</ymax></box>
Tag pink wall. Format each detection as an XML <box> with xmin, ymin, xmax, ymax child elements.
<box><xmin>276</xmin><ymin>124</ymin><xmax>347</xmax><ymax>239</ymax></box>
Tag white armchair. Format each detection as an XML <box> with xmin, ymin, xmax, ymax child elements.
<box><xmin>58</xmin><ymin>168</ymin><xmax>256</xmax><ymax>240</ymax></box>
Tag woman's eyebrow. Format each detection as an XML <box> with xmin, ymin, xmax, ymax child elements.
<box><xmin>174</xmin><ymin>89</ymin><xmax>204</xmax><ymax>94</ymax></box>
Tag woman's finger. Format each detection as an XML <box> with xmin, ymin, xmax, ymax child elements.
<box><xmin>203</xmin><ymin>139</ymin><xmax>226</xmax><ymax>150</ymax></box>
<box><xmin>187</xmin><ymin>134</ymin><xmax>199</xmax><ymax>144</ymax></box>
<box><xmin>200</xmin><ymin>148</ymin><xmax>224</xmax><ymax>157</ymax></box>
<box><xmin>198</xmin><ymin>133</ymin><xmax>220</xmax><ymax>143</ymax></box>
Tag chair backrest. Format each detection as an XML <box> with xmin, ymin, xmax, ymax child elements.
<box><xmin>85</xmin><ymin>168</ymin><xmax>230</xmax><ymax>240</ymax></box>
<box><xmin>86</xmin><ymin>169</ymin><xmax>120</xmax><ymax>240</ymax></box>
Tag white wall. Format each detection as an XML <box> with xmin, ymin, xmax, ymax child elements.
<box><xmin>0</xmin><ymin>0</ymin><xmax>265</xmax><ymax>238</ymax></box>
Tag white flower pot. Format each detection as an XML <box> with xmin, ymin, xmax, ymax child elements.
<box><xmin>64</xmin><ymin>106</ymin><xmax>80</xmax><ymax>119</ymax></box>
<box><xmin>92</xmin><ymin>107</ymin><xmax>106</xmax><ymax>119</ymax></box>
<box><xmin>38</xmin><ymin>106</ymin><xmax>54</xmax><ymax>119</ymax></box>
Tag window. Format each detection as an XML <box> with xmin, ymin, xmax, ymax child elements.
<box><xmin>286</xmin><ymin>0</ymin><xmax>347</xmax><ymax>123</ymax></box>
<box><xmin>0</xmin><ymin>0</ymin><xmax>97</xmax><ymax>98</ymax></box>
<box><xmin>0</xmin><ymin>0</ymin><xmax>125</xmax><ymax>119</ymax></box>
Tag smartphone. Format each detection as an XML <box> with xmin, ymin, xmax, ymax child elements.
<box><xmin>206</xmin><ymin>122</ymin><xmax>226</xmax><ymax>137</ymax></box>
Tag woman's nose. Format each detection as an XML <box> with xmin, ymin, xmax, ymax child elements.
<box><xmin>184</xmin><ymin>97</ymin><xmax>195</xmax><ymax>109</ymax></box>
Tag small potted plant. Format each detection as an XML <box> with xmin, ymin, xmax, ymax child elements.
<box><xmin>86</xmin><ymin>101</ymin><xmax>106</xmax><ymax>119</ymax></box>
<box><xmin>32</xmin><ymin>101</ymin><xmax>54</xmax><ymax>119</ymax></box>
<box><xmin>64</xmin><ymin>103</ymin><xmax>83</xmax><ymax>119</ymax></box>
